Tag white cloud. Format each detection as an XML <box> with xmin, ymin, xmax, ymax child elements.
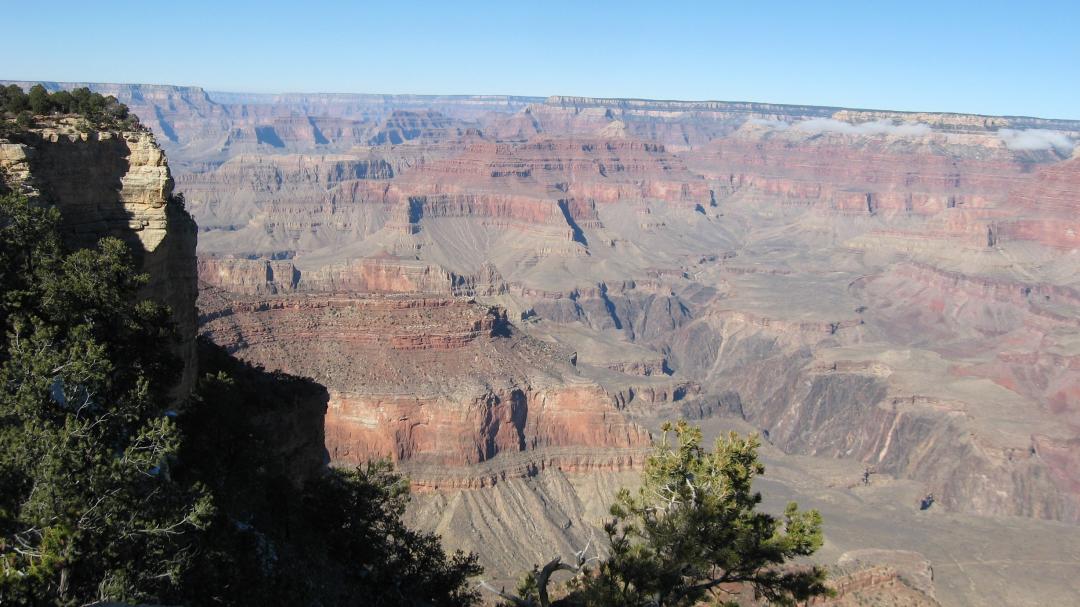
<box><xmin>998</xmin><ymin>128</ymin><xmax>1075</xmax><ymax>153</ymax></box>
<box><xmin>792</xmin><ymin>118</ymin><xmax>932</xmax><ymax>137</ymax></box>
<box><xmin>747</xmin><ymin>117</ymin><xmax>791</xmax><ymax>130</ymax></box>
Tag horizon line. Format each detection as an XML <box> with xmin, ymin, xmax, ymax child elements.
<box><xmin>3</xmin><ymin>77</ymin><xmax>1079</xmax><ymax>123</ymax></box>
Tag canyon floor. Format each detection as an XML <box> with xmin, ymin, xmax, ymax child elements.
<box><xmin>11</xmin><ymin>81</ymin><xmax>1078</xmax><ymax>605</ymax></box>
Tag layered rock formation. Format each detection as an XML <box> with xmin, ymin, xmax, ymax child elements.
<box><xmin>368</xmin><ymin>110</ymin><xmax>466</xmax><ymax>145</ymax></box>
<box><xmin>0</xmin><ymin>117</ymin><xmax>198</xmax><ymax>397</ymax></box>
<box><xmin>197</xmin><ymin>289</ymin><xmax>651</xmax><ymax>488</ymax></box>
<box><xmin>25</xmin><ymin>80</ymin><xmax>1079</xmax><ymax>603</ymax></box>
<box><xmin>197</xmin><ymin>256</ymin><xmax>506</xmax><ymax>296</ymax></box>
<box><xmin>172</xmin><ymin>85</ymin><xmax>1080</xmax><ymax>526</ymax></box>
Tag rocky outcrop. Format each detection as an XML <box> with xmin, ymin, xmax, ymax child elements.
<box><xmin>197</xmin><ymin>290</ymin><xmax>651</xmax><ymax>483</ymax></box>
<box><xmin>198</xmin><ymin>256</ymin><xmax>507</xmax><ymax>296</ymax></box>
<box><xmin>200</xmin><ymin>294</ymin><xmax>506</xmax><ymax>352</ymax></box>
<box><xmin>803</xmin><ymin>549</ymin><xmax>942</xmax><ymax>607</ymax></box>
<box><xmin>197</xmin><ymin>257</ymin><xmax>301</xmax><ymax>295</ymax></box>
<box><xmin>0</xmin><ymin>118</ymin><xmax>198</xmax><ymax>398</ymax></box>
<box><xmin>368</xmin><ymin>110</ymin><xmax>466</xmax><ymax>145</ymax></box>
<box><xmin>325</xmin><ymin>385</ymin><xmax>648</xmax><ymax>476</ymax></box>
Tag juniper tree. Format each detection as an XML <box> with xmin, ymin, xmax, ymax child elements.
<box><xmin>0</xmin><ymin>193</ymin><xmax>211</xmax><ymax>604</ymax></box>
<box><xmin>3</xmin><ymin>85</ymin><xmax>28</xmax><ymax>114</ymax></box>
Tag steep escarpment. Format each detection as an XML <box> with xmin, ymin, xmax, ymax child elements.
<box><xmin>20</xmin><ymin>81</ymin><xmax>1080</xmax><ymax>602</ymax></box>
<box><xmin>197</xmin><ymin>255</ymin><xmax>506</xmax><ymax>296</ymax></box>
<box><xmin>174</xmin><ymin>87</ymin><xmax>1080</xmax><ymax>526</ymax></box>
<box><xmin>0</xmin><ymin>118</ymin><xmax>199</xmax><ymax>396</ymax></box>
<box><xmin>996</xmin><ymin>155</ymin><xmax>1080</xmax><ymax>249</ymax></box>
<box><xmin>196</xmin><ymin>289</ymin><xmax>652</xmax><ymax>487</ymax></box>
<box><xmin>654</xmin><ymin>258</ymin><xmax>1080</xmax><ymax>521</ymax></box>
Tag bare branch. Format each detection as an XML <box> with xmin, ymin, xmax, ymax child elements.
<box><xmin>478</xmin><ymin>580</ymin><xmax>534</xmax><ymax>607</ymax></box>
<box><xmin>535</xmin><ymin>556</ymin><xmax>584</xmax><ymax>607</ymax></box>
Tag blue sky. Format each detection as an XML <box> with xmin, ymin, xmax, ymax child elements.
<box><xmin>4</xmin><ymin>0</ymin><xmax>1078</xmax><ymax>118</ymax></box>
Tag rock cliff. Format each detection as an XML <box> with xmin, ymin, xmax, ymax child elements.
<box><xmin>32</xmin><ymin>80</ymin><xmax>1080</xmax><ymax>604</ymax></box>
<box><xmin>196</xmin><ymin>289</ymin><xmax>651</xmax><ymax>486</ymax></box>
<box><xmin>0</xmin><ymin>118</ymin><xmax>199</xmax><ymax>398</ymax></box>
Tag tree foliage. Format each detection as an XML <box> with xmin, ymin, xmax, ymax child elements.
<box><xmin>27</xmin><ymin>85</ymin><xmax>50</xmax><ymax>115</ymax></box>
<box><xmin>303</xmin><ymin>462</ymin><xmax>483</xmax><ymax>606</ymax></box>
<box><xmin>1</xmin><ymin>85</ymin><xmax>135</xmax><ymax>129</ymax></box>
<box><xmin>0</xmin><ymin>193</ymin><xmax>210</xmax><ymax>604</ymax></box>
<box><xmin>1</xmin><ymin>85</ymin><xmax>28</xmax><ymax>114</ymax></box>
<box><xmin>493</xmin><ymin>422</ymin><xmax>830</xmax><ymax>607</ymax></box>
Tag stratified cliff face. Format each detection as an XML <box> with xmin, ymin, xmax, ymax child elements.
<box><xmin>197</xmin><ymin>289</ymin><xmax>651</xmax><ymax>488</ymax></box>
<box><xmin>38</xmin><ymin>80</ymin><xmax>1080</xmax><ymax>603</ymax></box>
<box><xmin>197</xmin><ymin>256</ymin><xmax>506</xmax><ymax>296</ymax></box>
<box><xmin>998</xmin><ymin>156</ymin><xmax>1080</xmax><ymax>249</ymax></box>
<box><xmin>369</xmin><ymin>110</ymin><xmax>464</xmax><ymax>145</ymax></box>
<box><xmin>0</xmin><ymin>118</ymin><xmax>198</xmax><ymax>397</ymax></box>
<box><xmin>172</xmin><ymin>85</ymin><xmax>1080</xmax><ymax>526</ymax></box>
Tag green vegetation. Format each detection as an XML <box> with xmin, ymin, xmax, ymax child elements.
<box><xmin>0</xmin><ymin>192</ymin><xmax>480</xmax><ymax>606</ymax></box>
<box><xmin>493</xmin><ymin>422</ymin><xmax>830</xmax><ymax>607</ymax></box>
<box><xmin>0</xmin><ymin>192</ymin><xmax>206</xmax><ymax>603</ymax></box>
<box><xmin>0</xmin><ymin>84</ymin><xmax>137</xmax><ymax>130</ymax></box>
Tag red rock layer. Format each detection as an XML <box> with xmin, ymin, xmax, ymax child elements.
<box><xmin>691</xmin><ymin>135</ymin><xmax>1027</xmax><ymax>215</ymax></box>
<box><xmin>325</xmin><ymin>384</ymin><xmax>646</xmax><ymax>468</ymax></box>
<box><xmin>998</xmin><ymin>156</ymin><xmax>1080</xmax><ymax>249</ymax></box>
<box><xmin>197</xmin><ymin>291</ymin><xmax>651</xmax><ymax>477</ymax></box>
<box><xmin>406</xmin><ymin>138</ymin><xmax>711</xmax><ymax>208</ymax></box>
<box><xmin>198</xmin><ymin>256</ymin><xmax>506</xmax><ymax>297</ymax></box>
<box><xmin>202</xmin><ymin>295</ymin><xmax>503</xmax><ymax>352</ymax></box>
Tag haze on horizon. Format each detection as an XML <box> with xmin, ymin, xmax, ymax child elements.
<box><xmin>4</xmin><ymin>0</ymin><xmax>1079</xmax><ymax>120</ymax></box>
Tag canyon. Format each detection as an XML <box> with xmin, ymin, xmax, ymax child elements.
<box><xmin>8</xmin><ymin>80</ymin><xmax>1080</xmax><ymax>605</ymax></box>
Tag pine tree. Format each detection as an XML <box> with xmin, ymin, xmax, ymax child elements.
<box><xmin>489</xmin><ymin>422</ymin><xmax>830</xmax><ymax>607</ymax></box>
<box><xmin>573</xmin><ymin>422</ymin><xmax>829</xmax><ymax>606</ymax></box>
<box><xmin>27</xmin><ymin>85</ymin><xmax>51</xmax><ymax>115</ymax></box>
<box><xmin>0</xmin><ymin>193</ymin><xmax>211</xmax><ymax>604</ymax></box>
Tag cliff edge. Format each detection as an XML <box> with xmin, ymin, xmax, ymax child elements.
<box><xmin>0</xmin><ymin>117</ymin><xmax>198</xmax><ymax>399</ymax></box>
